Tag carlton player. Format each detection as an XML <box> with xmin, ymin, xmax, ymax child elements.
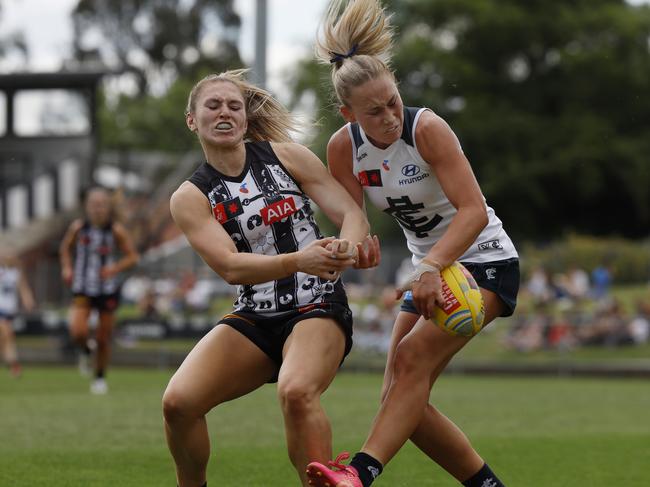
<box><xmin>161</xmin><ymin>69</ymin><xmax>378</xmax><ymax>487</ymax></box>
<box><xmin>306</xmin><ymin>1</ymin><xmax>520</xmax><ymax>487</ymax></box>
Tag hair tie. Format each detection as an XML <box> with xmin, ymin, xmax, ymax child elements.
<box><xmin>329</xmin><ymin>43</ymin><xmax>359</xmax><ymax>64</ymax></box>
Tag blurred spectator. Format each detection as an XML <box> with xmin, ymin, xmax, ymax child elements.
<box><xmin>525</xmin><ymin>266</ymin><xmax>552</xmax><ymax>304</ymax></box>
<box><xmin>627</xmin><ymin>299</ymin><xmax>650</xmax><ymax>345</ymax></box>
<box><xmin>591</xmin><ymin>264</ymin><xmax>612</xmax><ymax>299</ymax></box>
<box><xmin>504</xmin><ymin>303</ymin><xmax>549</xmax><ymax>353</ymax></box>
<box><xmin>546</xmin><ymin>310</ymin><xmax>577</xmax><ymax>351</ymax></box>
<box><xmin>566</xmin><ymin>265</ymin><xmax>590</xmax><ymax>302</ymax></box>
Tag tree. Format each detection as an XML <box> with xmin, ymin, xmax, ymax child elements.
<box><xmin>71</xmin><ymin>0</ymin><xmax>243</xmax><ymax>95</ymax></box>
<box><xmin>289</xmin><ymin>0</ymin><xmax>650</xmax><ymax>241</ymax></box>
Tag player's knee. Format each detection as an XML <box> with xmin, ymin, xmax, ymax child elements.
<box><xmin>277</xmin><ymin>380</ymin><xmax>319</xmax><ymax>416</ymax></box>
<box><xmin>392</xmin><ymin>338</ymin><xmax>430</xmax><ymax>379</ymax></box>
<box><xmin>162</xmin><ymin>387</ymin><xmax>194</xmax><ymax>423</ymax></box>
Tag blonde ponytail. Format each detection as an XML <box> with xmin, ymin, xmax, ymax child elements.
<box><xmin>315</xmin><ymin>0</ymin><xmax>396</xmax><ymax>105</ymax></box>
<box><xmin>185</xmin><ymin>69</ymin><xmax>300</xmax><ymax>143</ymax></box>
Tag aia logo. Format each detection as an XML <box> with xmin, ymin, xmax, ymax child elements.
<box><xmin>382</xmin><ymin>159</ymin><xmax>390</xmax><ymax>171</ymax></box>
<box><xmin>401</xmin><ymin>164</ymin><xmax>420</xmax><ymax>177</ymax></box>
<box><xmin>239</xmin><ymin>182</ymin><xmax>249</xmax><ymax>193</ymax></box>
<box><xmin>261</xmin><ymin>197</ymin><xmax>297</xmax><ymax>225</ymax></box>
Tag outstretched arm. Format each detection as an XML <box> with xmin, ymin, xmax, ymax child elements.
<box><xmin>273</xmin><ymin>142</ymin><xmax>370</xmax><ymax>262</ymax></box>
<box><xmin>326</xmin><ymin>128</ymin><xmax>381</xmax><ymax>269</ymax></box>
<box><xmin>170</xmin><ymin>181</ymin><xmax>356</xmax><ymax>285</ymax></box>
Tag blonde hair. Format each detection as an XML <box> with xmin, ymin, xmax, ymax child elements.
<box><xmin>185</xmin><ymin>69</ymin><xmax>299</xmax><ymax>143</ymax></box>
<box><xmin>315</xmin><ymin>0</ymin><xmax>396</xmax><ymax>106</ymax></box>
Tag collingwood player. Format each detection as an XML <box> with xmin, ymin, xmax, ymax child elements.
<box><xmin>306</xmin><ymin>1</ymin><xmax>520</xmax><ymax>487</ymax></box>
<box><xmin>162</xmin><ymin>69</ymin><xmax>377</xmax><ymax>487</ymax></box>
<box><xmin>59</xmin><ymin>186</ymin><xmax>139</xmax><ymax>394</ymax></box>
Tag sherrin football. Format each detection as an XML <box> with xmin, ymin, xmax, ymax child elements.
<box><xmin>434</xmin><ymin>262</ymin><xmax>485</xmax><ymax>337</ymax></box>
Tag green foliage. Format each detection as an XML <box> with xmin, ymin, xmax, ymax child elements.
<box><xmin>72</xmin><ymin>0</ymin><xmax>242</xmax><ymax>95</ymax></box>
<box><xmin>521</xmin><ymin>234</ymin><xmax>650</xmax><ymax>283</ymax></box>
<box><xmin>98</xmin><ymin>76</ymin><xmax>201</xmax><ymax>152</ymax></box>
<box><xmin>289</xmin><ymin>0</ymin><xmax>650</xmax><ymax>240</ymax></box>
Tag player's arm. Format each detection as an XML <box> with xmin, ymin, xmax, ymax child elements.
<box><xmin>416</xmin><ymin>110</ymin><xmax>488</xmax><ymax>269</ymax></box>
<box><xmin>401</xmin><ymin>111</ymin><xmax>488</xmax><ymax>315</ymax></box>
<box><xmin>17</xmin><ymin>267</ymin><xmax>35</xmax><ymax>313</ymax></box>
<box><xmin>59</xmin><ymin>219</ymin><xmax>83</xmax><ymax>285</ymax></box>
<box><xmin>101</xmin><ymin>223</ymin><xmax>140</xmax><ymax>279</ymax></box>
<box><xmin>273</xmin><ymin>142</ymin><xmax>369</xmax><ymax>260</ymax></box>
<box><xmin>170</xmin><ymin>181</ymin><xmax>354</xmax><ymax>284</ymax></box>
<box><xmin>327</xmin><ymin>129</ymin><xmax>381</xmax><ymax>268</ymax></box>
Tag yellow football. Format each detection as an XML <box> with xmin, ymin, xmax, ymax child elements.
<box><xmin>432</xmin><ymin>262</ymin><xmax>485</xmax><ymax>337</ymax></box>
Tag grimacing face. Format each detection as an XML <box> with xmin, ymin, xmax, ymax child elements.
<box><xmin>341</xmin><ymin>75</ymin><xmax>404</xmax><ymax>149</ymax></box>
<box><xmin>186</xmin><ymin>80</ymin><xmax>248</xmax><ymax>149</ymax></box>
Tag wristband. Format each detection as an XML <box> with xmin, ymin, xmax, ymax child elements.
<box><xmin>398</xmin><ymin>261</ymin><xmax>442</xmax><ymax>291</ymax></box>
<box><xmin>421</xmin><ymin>258</ymin><xmax>443</xmax><ymax>271</ymax></box>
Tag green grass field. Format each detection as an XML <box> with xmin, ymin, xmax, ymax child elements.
<box><xmin>1</xmin><ymin>367</ymin><xmax>649</xmax><ymax>486</ymax></box>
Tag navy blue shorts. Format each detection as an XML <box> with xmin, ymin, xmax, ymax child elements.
<box><xmin>219</xmin><ymin>302</ymin><xmax>353</xmax><ymax>383</ymax></box>
<box><xmin>400</xmin><ymin>258</ymin><xmax>520</xmax><ymax>318</ymax></box>
<box><xmin>0</xmin><ymin>311</ymin><xmax>16</xmax><ymax>321</ymax></box>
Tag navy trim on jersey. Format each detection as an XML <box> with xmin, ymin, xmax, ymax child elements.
<box><xmin>350</xmin><ymin>123</ymin><xmax>364</xmax><ymax>159</ymax></box>
<box><xmin>350</xmin><ymin>106</ymin><xmax>421</xmax><ymax>155</ymax></box>
<box><xmin>400</xmin><ymin>106</ymin><xmax>421</xmax><ymax>147</ymax></box>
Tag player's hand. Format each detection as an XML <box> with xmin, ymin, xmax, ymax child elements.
<box><xmin>297</xmin><ymin>237</ymin><xmax>356</xmax><ymax>280</ymax></box>
<box><xmin>100</xmin><ymin>264</ymin><xmax>119</xmax><ymax>279</ymax></box>
<box><xmin>326</xmin><ymin>238</ymin><xmax>358</xmax><ymax>261</ymax></box>
<box><xmin>410</xmin><ymin>271</ymin><xmax>444</xmax><ymax>320</ymax></box>
<box><xmin>395</xmin><ymin>262</ymin><xmax>445</xmax><ymax>320</ymax></box>
<box><xmin>61</xmin><ymin>266</ymin><xmax>73</xmax><ymax>286</ymax></box>
<box><xmin>354</xmin><ymin>234</ymin><xmax>380</xmax><ymax>269</ymax></box>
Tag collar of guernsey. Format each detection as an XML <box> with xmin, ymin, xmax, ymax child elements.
<box><xmin>346</xmin><ymin>106</ymin><xmax>517</xmax><ymax>265</ymax></box>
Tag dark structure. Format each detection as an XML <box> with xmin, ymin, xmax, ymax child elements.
<box><xmin>0</xmin><ymin>72</ymin><xmax>103</xmax><ymax>230</ymax></box>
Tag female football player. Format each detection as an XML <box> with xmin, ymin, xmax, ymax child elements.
<box><xmin>0</xmin><ymin>250</ymin><xmax>35</xmax><ymax>377</ymax></box>
<box><xmin>162</xmin><ymin>69</ymin><xmax>377</xmax><ymax>487</ymax></box>
<box><xmin>59</xmin><ymin>186</ymin><xmax>139</xmax><ymax>394</ymax></box>
<box><xmin>306</xmin><ymin>1</ymin><xmax>520</xmax><ymax>486</ymax></box>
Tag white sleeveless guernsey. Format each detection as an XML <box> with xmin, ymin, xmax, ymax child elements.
<box><xmin>347</xmin><ymin>106</ymin><xmax>518</xmax><ymax>266</ymax></box>
<box><xmin>0</xmin><ymin>265</ymin><xmax>20</xmax><ymax>316</ymax></box>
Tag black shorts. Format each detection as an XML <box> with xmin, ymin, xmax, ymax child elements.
<box><xmin>219</xmin><ymin>302</ymin><xmax>354</xmax><ymax>383</ymax></box>
<box><xmin>400</xmin><ymin>258</ymin><xmax>520</xmax><ymax>318</ymax></box>
<box><xmin>0</xmin><ymin>311</ymin><xmax>15</xmax><ymax>321</ymax></box>
<box><xmin>73</xmin><ymin>293</ymin><xmax>120</xmax><ymax>312</ymax></box>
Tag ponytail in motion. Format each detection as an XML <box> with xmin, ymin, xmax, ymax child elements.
<box><xmin>315</xmin><ymin>0</ymin><xmax>396</xmax><ymax>105</ymax></box>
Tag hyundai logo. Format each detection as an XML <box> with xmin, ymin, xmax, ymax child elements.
<box><xmin>401</xmin><ymin>164</ymin><xmax>420</xmax><ymax>177</ymax></box>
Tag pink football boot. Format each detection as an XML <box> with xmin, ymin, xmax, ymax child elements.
<box><xmin>306</xmin><ymin>452</ymin><xmax>363</xmax><ymax>487</ymax></box>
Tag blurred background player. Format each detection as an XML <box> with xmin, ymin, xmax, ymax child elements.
<box><xmin>0</xmin><ymin>250</ymin><xmax>36</xmax><ymax>377</ymax></box>
<box><xmin>59</xmin><ymin>186</ymin><xmax>139</xmax><ymax>394</ymax></box>
<box><xmin>161</xmin><ymin>69</ymin><xmax>377</xmax><ymax>487</ymax></box>
<box><xmin>307</xmin><ymin>1</ymin><xmax>520</xmax><ymax>486</ymax></box>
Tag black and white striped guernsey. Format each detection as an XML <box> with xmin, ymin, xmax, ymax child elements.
<box><xmin>188</xmin><ymin>141</ymin><xmax>348</xmax><ymax>314</ymax></box>
<box><xmin>72</xmin><ymin>221</ymin><xmax>120</xmax><ymax>296</ymax></box>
